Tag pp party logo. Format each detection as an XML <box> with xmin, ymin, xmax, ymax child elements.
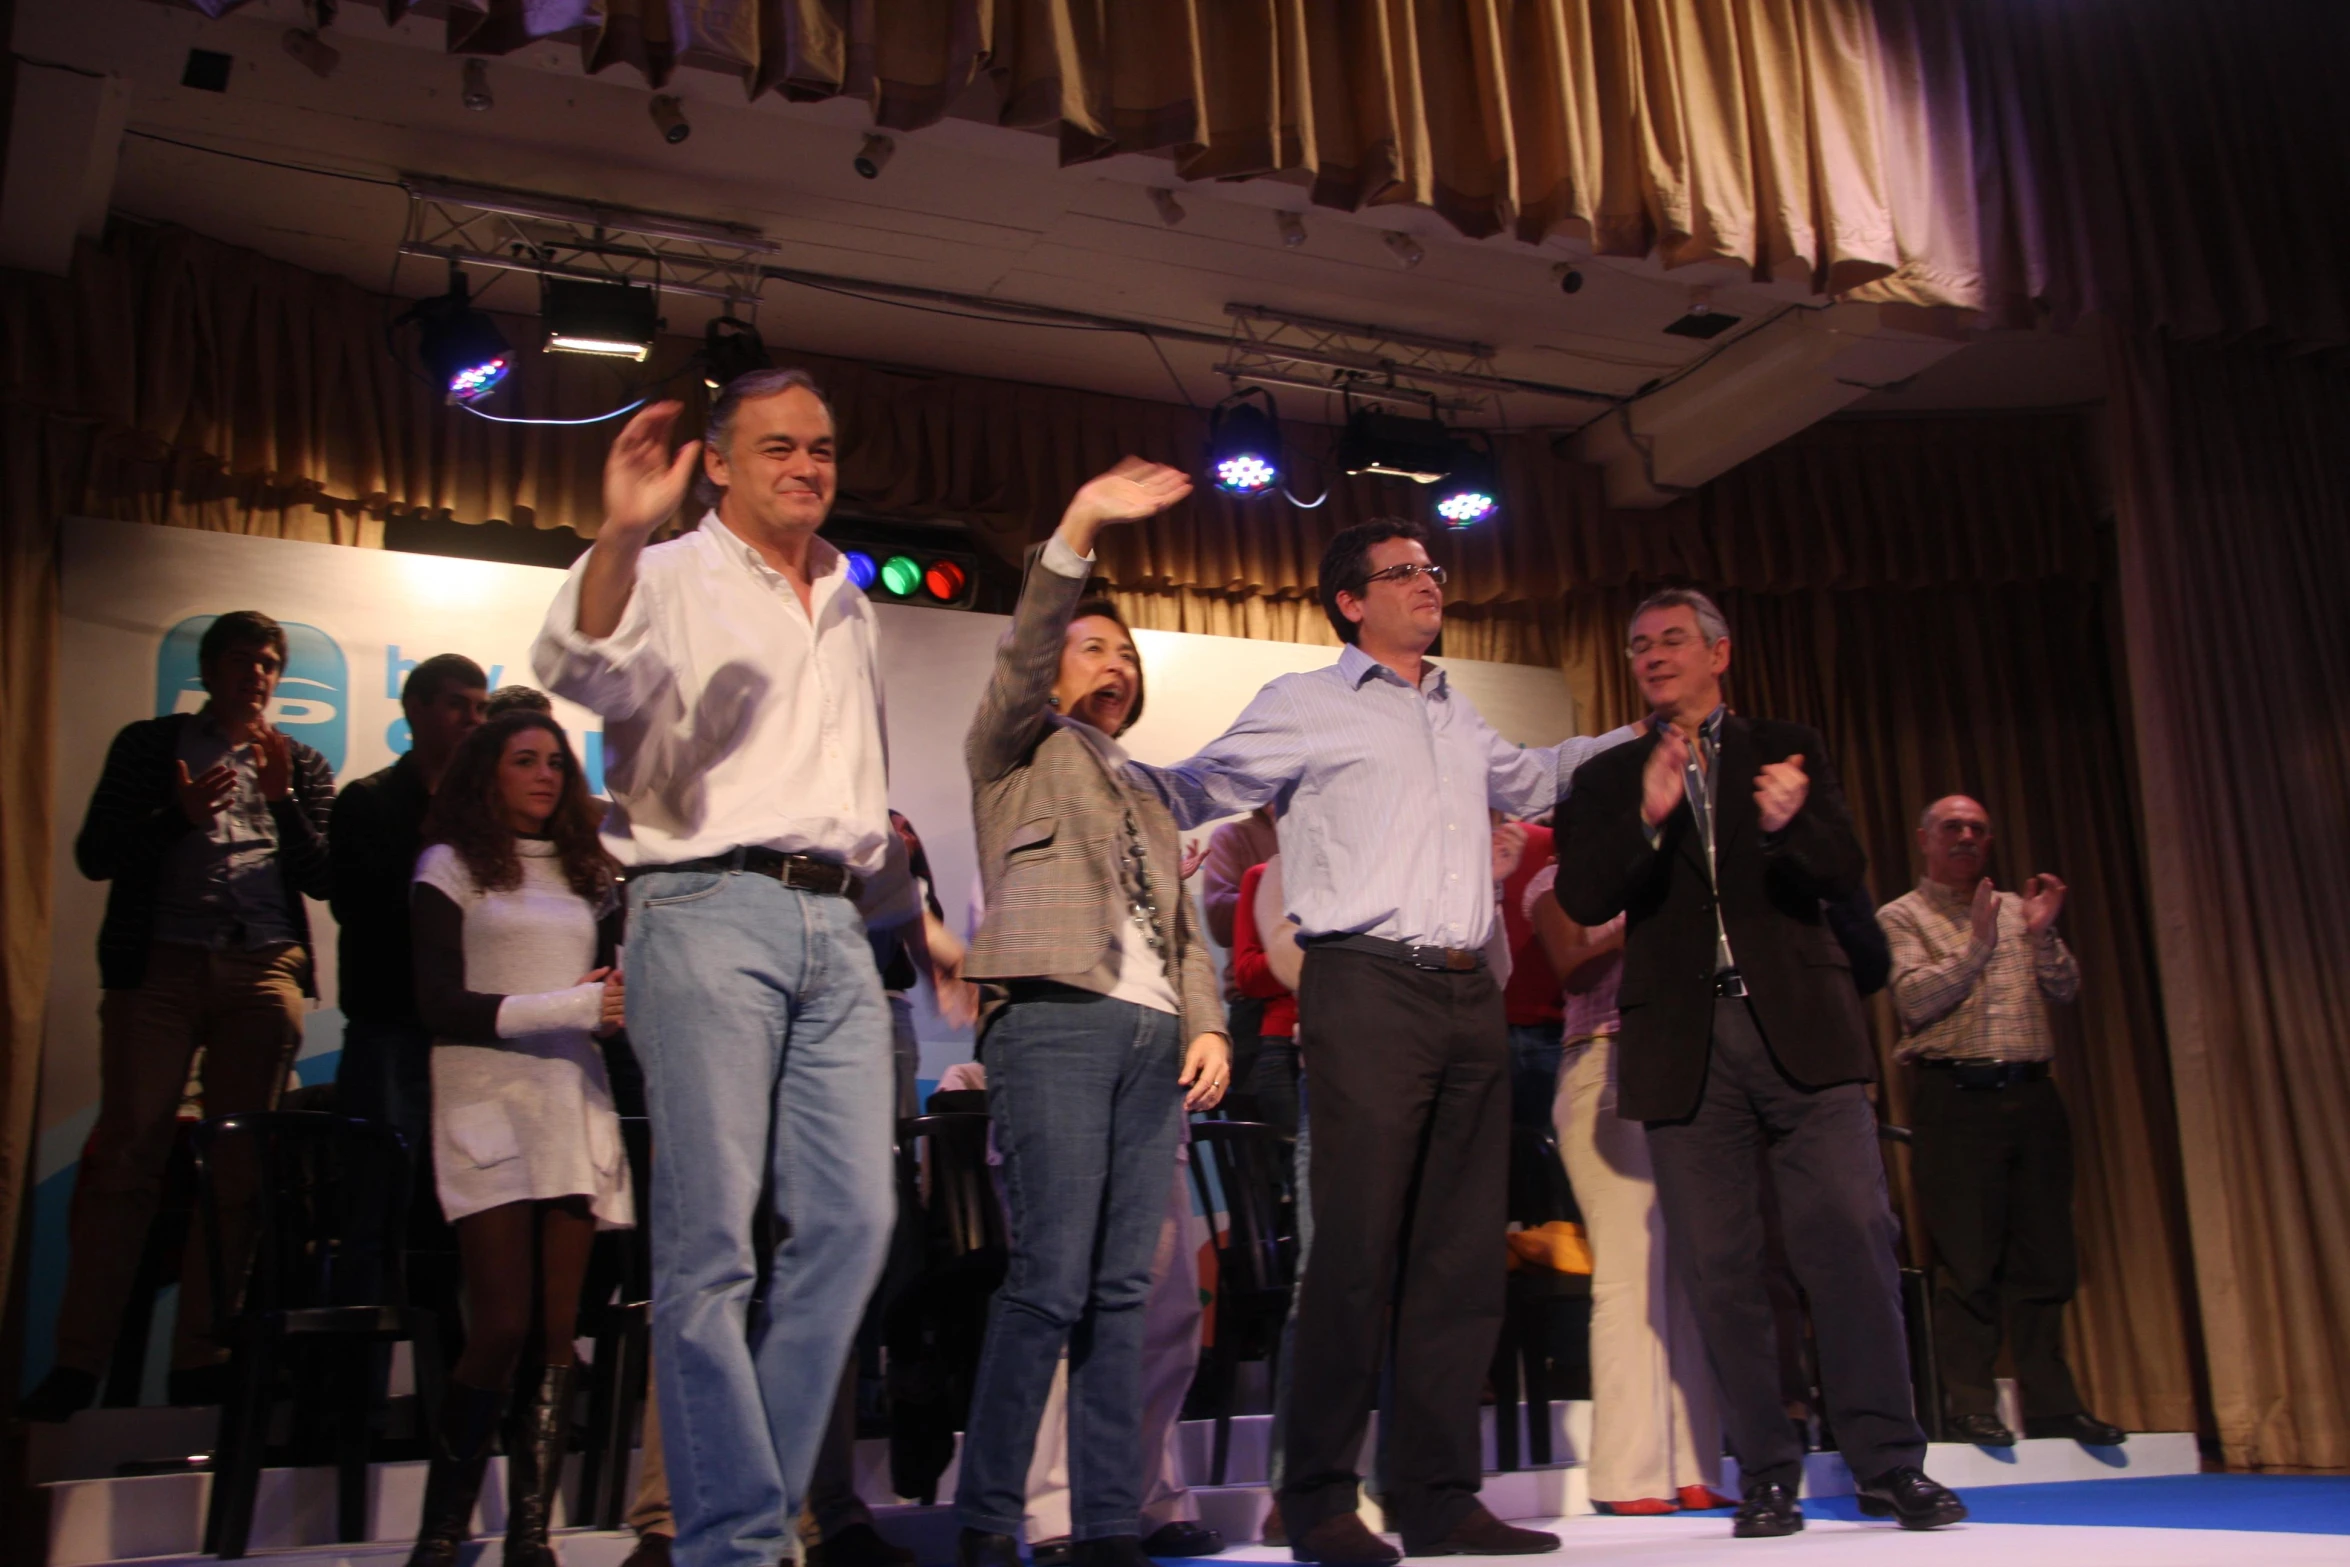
<box><xmin>156</xmin><ymin>615</ymin><xmax>350</xmax><ymax>773</ymax></box>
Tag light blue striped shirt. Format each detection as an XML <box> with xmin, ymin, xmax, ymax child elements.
<box><xmin>1133</xmin><ymin>643</ymin><xmax>1640</xmax><ymax>949</ymax></box>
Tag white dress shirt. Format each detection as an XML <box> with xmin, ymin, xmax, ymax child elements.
<box><xmin>533</xmin><ymin>512</ymin><xmax>905</xmax><ymax>912</ymax></box>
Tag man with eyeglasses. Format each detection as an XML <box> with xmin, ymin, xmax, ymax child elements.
<box><xmin>1134</xmin><ymin>518</ymin><xmax>1638</xmax><ymax>1565</ymax></box>
<box><xmin>1554</xmin><ymin>588</ymin><xmax>1965</xmax><ymax>1539</ymax></box>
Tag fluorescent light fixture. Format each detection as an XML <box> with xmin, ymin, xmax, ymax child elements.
<box><xmin>541</xmin><ymin>277</ymin><xmax>658</xmax><ymax>361</ymax></box>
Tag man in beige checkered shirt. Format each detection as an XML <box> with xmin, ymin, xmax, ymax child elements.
<box><xmin>1878</xmin><ymin>795</ymin><xmax>2125</xmax><ymax>1451</ymax></box>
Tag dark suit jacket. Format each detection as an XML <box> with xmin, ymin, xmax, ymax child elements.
<box><xmin>1556</xmin><ymin>714</ymin><xmax>1873</xmax><ymax>1123</ymax></box>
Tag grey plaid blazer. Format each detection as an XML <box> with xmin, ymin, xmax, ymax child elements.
<box><xmin>965</xmin><ymin>558</ymin><xmax>1224</xmax><ymax>1045</ymax></box>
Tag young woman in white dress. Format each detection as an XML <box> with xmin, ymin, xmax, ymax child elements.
<box><xmin>406</xmin><ymin>710</ymin><xmax>631</xmax><ymax>1567</ymax></box>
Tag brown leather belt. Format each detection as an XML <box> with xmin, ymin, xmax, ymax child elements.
<box><xmin>626</xmin><ymin>846</ymin><xmax>863</xmax><ymax>901</ymax></box>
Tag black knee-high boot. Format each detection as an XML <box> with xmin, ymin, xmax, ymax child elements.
<box><xmin>504</xmin><ymin>1363</ymin><xmax>577</xmax><ymax>1567</ymax></box>
<box><xmin>406</xmin><ymin>1379</ymin><xmax>503</xmax><ymax>1567</ymax></box>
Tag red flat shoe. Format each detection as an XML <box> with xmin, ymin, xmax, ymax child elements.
<box><xmin>1594</xmin><ymin>1498</ymin><xmax>1675</xmax><ymax>1516</ymax></box>
<box><xmin>1676</xmin><ymin>1486</ymin><xmax>1735</xmax><ymax>1511</ymax></box>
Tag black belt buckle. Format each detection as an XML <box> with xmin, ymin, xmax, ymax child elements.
<box><xmin>1713</xmin><ymin>969</ymin><xmax>1748</xmax><ymax>998</ymax></box>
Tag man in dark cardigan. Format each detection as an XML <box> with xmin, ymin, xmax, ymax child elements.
<box><xmin>17</xmin><ymin>609</ymin><xmax>334</xmax><ymax>1421</ymax></box>
<box><xmin>1556</xmin><ymin>587</ymin><xmax>1964</xmax><ymax>1539</ymax></box>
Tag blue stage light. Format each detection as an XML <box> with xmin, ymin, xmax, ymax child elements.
<box><xmin>843</xmin><ymin>549</ymin><xmax>879</xmax><ymax>591</ymax></box>
<box><xmin>1208</xmin><ymin>389</ymin><xmax>1282</xmax><ymax>496</ymax></box>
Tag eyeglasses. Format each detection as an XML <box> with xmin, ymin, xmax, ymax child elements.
<box><xmin>1627</xmin><ymin>628</ymin><xmax>1703</xmax><ymax>659</ymax></box>
<box><xmin>1363</xmin><ymin>562</ymin><xmax>1447</xmax><ymax>589</ymax></box>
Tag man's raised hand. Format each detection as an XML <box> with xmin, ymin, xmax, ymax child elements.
<box><xmin>175</xmin><ymin>759</ymin><xmax>236</xmax><ymax>828</ymax></box>
<box><xmin>1753</xmin><ymin>754</ymin><xmax>1809</xmax><ymax>834</ymax></box>
<box><xmin>604</xmin><ymin>401</ymin><xmax>702</xmax><ymax>538</ymax></box>
<box><xmin>1642</xmin><ymin>727</ymin><xmax>1690</xmax><ymax>829</ymax></box>
<box><xmin>2022</xmin><ymin>873</ymin><xmax>2067</xmax><ymax>936</ymax></box>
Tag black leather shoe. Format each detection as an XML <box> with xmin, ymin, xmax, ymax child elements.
<box><xmin>1856</xmin><ymin>1467</ymin><xmax>1968</xmax><ymax>1530</ymax></box>
<box><xmin>620</xmin><ymin>1534</ymin><xmax>672</xmax><ymax>1567</ymax></box>
<box><xmin>1949</xmin><ymin>1413</ymin><xmax>2018</xmax><ymax>1447</ymax></box>
<box><xmin>1731</xmin><ymin>1483</ymin><xmax>1804</xmax><ymax>1539</ymax></box>
<box><xmin>957</xmin><ymin>1529</ymin><xmax>1022</xmax><ymax>1567</ymax></box>
<box><xmin>1290</xmin><ymin>1514</ymin><xmax>1401</xmax><ymax>1565</ymax></box>
<box><xmin>1073</xmin><ymin>1538</ymin><xmax>1157</xmax><ymax>1567</ymax></box>
<box><xmin>1031</xmin><ymin>1543</ymin><xmax>1073</xmax><ymax>1567</ymax></box>
<box><xmin>1141</xmin><ymin>1522</ymin><xmax>1227</xmax><ymax>1558</ymax></box>
<box><xmin>16</xmin><ymin>1366</ymin><xmax>98</xmax><ymax>1423</ymax></box>
<box><xmin>1402</xmin><ymin>1504</ymin><xmax>1558</xmax><ymax>1556</ymax></box>
<box><xmin>812</xmin><ymin>1523</ymin><xmax>918</xmax><ymax>1567</ymax></box>
<box><xmin>2025</xmin><ymin>1412</ymin><xmax>2128</xmax><ymax>1446</ymax></box>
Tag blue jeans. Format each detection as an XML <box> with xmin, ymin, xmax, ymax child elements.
<box><xmin>626</xmin><ymin>871</ymin><xmax>896</xmax><ymax>1567</ymax></box>
<box><xmin>955</xmin><ymin>988</ymin><xmax>1186</xmax><ymax>1542</ymax></box>
<box><xmin>1508</xmin><ymin>1021</ymin><xmax>1566</xmax><ymax>1129</ymax></box>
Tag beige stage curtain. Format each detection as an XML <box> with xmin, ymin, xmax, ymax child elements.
<box><xmin>2108</xmin><ymin>331</ymin><xmax>2350</xmax><ymax>1468</ymax></box>
<box><xmin>1960</xmin><ymin>0</ymin><xmax>2350</xmax><ymax>345</ymax></box>
<box><xmin>376</xmin><ymin>0</ymin><xmax>1985</xmax><ymax>307</ymax></box>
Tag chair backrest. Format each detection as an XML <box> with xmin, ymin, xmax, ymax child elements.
<box><xmin>1508</xmin><ymin>1123</ymin><xmax>1581</xmax><ymax>1229</ymax></box>
<box><xmin>192</xmin><ymin>1111</ymin><xmax>413</xmax><ymax>1325</ymax></box>
<box><xmin>897</xmin><ymin>1113</ymin><xmax>1006</xmax><ymax>1262</ymax></box>
<box><xmin>1187</xmin><ymin>1120</ymin><xmax>1295</xmax><ymax>1297</ymax></box>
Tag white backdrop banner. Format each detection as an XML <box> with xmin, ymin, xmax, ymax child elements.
<box><xmin>30</xmin><ymin>516</ymin><xmax>1580</xmax><ymax>1383</ymax></box>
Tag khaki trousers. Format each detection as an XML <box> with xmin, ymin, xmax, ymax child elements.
<box><xmin>54</xmin><ymin>942</ymin><xmax>306</xmax><ymax>1374</ymax></box>
<box><xmin>1024</xmin><ymin>1159</ymin><xmax>1201</xmax><ymax>1540</ymax></box>
<box><xmin>1553</xmin><ymin>1033</ymin><xmax>1723</xmax><ymax>1503</ymax></box>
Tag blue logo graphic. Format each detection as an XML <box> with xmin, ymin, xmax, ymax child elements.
<box><xmin>156</xmin><ymin>616</ymin><xmax>350</xmax><ymax>773</ymax></box>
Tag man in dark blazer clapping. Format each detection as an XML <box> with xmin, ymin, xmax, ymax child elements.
<box><xmin>1556</xmin><ymin>588</ymin><xmax>1965</xmax><ymax>1539</ymax></box>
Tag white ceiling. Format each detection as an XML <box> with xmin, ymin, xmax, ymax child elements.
<box><xmin>19</xmin><ymin>0</ymin><xmax>2107</xmax><ymax>431</ymax></box>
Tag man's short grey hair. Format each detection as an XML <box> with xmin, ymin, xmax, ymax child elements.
<box><xmin>692</xmin><ymin>367</ymin><xmax>833</xmax><ymax>510</ymax></box>
<box><xmin>1629</xmin><ymin>587</ymin><xmax>1730</xmax><ymax>646</ymax></box>
<box><xmin>1919</xmin><ymin>795</ymin><xmax>1991</xmax><ymax>833</ymax></box>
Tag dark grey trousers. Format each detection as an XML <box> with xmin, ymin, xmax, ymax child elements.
<box><xmin>1645</xmin><ymin>997</ymin><xmax>1927</xmax><ymax>1492</ymax></box>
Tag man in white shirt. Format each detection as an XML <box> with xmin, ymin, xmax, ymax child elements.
<box><xmin>534</xmin><ymin>372</ymin><xmax>912</xmax><ymax>1567</ymax></box>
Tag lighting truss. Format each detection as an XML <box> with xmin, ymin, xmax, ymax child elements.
<box><xmin>1214</xmin><ymin>304</ymin><xmax>1508</xmax><ymax>418</ymax></box>
<box><xmin>398</xmin><ymin>177</ymin><xmax>775</xmax><ymax>310</ymax></box>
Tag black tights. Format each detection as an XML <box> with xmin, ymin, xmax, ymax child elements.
<box><xmin>450</xmin><ymin>1196</ymin><xmax>596</xmax><ymax>1392</ymax></box>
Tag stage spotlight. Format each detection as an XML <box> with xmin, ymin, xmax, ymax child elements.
<box><xmin>1150</xmin><ymin>188</ymin><xmax>1186</xmax><ymax>226</ymax></box>
<box><xmin>1382</xmin><ymin>230</ymin><xmax>1425</xmax><ymax>269</ymax></box>
<box><xmin>1434</xmin><ymin>438</ymin><xmax>1499</xmax><ymax>526</ymax></box>
<box><xmin>879</xmin><ymin>555</ymin><xmax>924</xmax><ymax>597</ymax></box>
<box><xmin>404</xmin><ymin>270</ymin><xmax>512</xmax><ymax>405</ymax></box>
<box><xmin>1207</xmin><ymin>388</ymin><xmax>1282</xmax><ymax>497</ymax></box>
<box><xmin>542</xmin><ymin>277</ymin><xmax>659</xmax><ymax>360</ymax></box>
<box><xmin>1275</xmin><ymin>210</ymin><xmax>1307</xmax><ymax>248</ymax></box>
<box><xmin>923</xmin><ymin>560</ymin><xmax>968</xmax><ymax>602</ymax></box>
<box><xmin>282</xmin><ymin>28</ymin><xmax>340</xmax><ymax>79</ymax></box>
<box><xmin>842</xmin><ymin>550</ymin><xmax>879</xmax><ymax>592</ymax></box>
<box><xmin>1338</xmin><ymin>406</ymin><xmax>1455</xmax><ymax>485</ymax></box>
<box><xmin>855</xmin><ymin>133</ymin><xmax>895</xmax><ymax>179</ymax></box>
<box><xmin>462</xmin><ymin>59</ymin><xmax>493</xmax><ymax>112</ymax></box>
<box><xmin>650</xmin><ymin>95</ymin><xmax>691</xmax><ymax>145</ymax></box>
<box><xmin>1552</xmin><ymin>262</ymin><xmax>1584</xmax><ymax>295</ymax></box>
<box><xmin>700</xmin><ymin>315</ymin><xmax>771</xmax><ymax>391</ymax></box>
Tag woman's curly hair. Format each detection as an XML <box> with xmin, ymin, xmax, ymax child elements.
<box><xmin>422</xmin><ymin>711</ymin><xmax>616</xmax><ymax>904</ymax></box>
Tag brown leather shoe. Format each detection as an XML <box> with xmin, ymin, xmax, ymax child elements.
<box><xmin>1290</xmin><ymin>1514</ymin><xmax>1401</xmax><ymax>1565</ymax></box>
<box><xmin>1402</xmin><ymin>1505</ymin><xmax>1559</xmax><ymax>1557</ymax></box>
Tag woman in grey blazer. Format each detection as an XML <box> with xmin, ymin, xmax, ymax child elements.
<box><xmin>955</xmin><ymin>459</ymin><xmax>1231</xmax><ymax>1567</ymax></box>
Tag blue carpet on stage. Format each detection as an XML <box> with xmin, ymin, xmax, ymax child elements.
<box><xmin>1765</xmin><ymin>1475</ymin><xmax>2350</xmax><ymax>1534</ymax></box>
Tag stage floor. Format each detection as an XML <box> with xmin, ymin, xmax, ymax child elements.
<box><xmin>56</xmin><ymin>1477</ymin><xmax>2348</xmax><ymax>1567</ymax></box>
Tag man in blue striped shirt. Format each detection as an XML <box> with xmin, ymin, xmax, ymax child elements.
<box><xmin>1136</xmin><ymin>518</ymin><xmax>1636</xmax><ymax>1565</ymax></box>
